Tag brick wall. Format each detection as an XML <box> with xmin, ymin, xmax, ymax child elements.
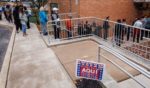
<box><xmin>79</xmin><ymin>0</ymin><xmax>138</xmax><ymax>24</ymax></box>
<box><xmin>48</xmin><ymin>0</ymin><xmax>139</xmax><ymax>24</ymax></box>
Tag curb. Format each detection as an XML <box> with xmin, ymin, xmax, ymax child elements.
<box><xmin>0</xmin><ymin>23</ymin><xmax>16</xmax><ymax>88</ymax></box>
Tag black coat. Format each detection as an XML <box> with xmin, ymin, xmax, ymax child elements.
<box><xmin>13</xmin><ymin>6</ymin><xmax>20</xmax><ymax>24</ymax></box>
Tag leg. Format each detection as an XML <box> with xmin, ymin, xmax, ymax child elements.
<box><xmin>27</xmin><ymin>16</ymin><xmax>30</xmax><ymax>29</ymax></box>
<box><xmin>16</xmin><ymin>24</ymin><xmax>19</xmax><ymax>33</ymax></box>
<box><xmin>140</xmin><ymin>30</ymin><xmax>144</xmax><ymax>40</ymax></box>
<box><xmin>127</xmin><ymin>28</ymin><xmax>130</xmax><ymax>41</ymax></box>
<box><xmin>133</xmin><ymin>29</ymin><xmax>136</xmax><ymax>42</ymax></box>
<box><xmin>103</xmin><ymin>29</ymin><xmax>106</xmax><ymax>39</ymax></box>
<box><xmin>41</xmin><ymin>24</ymin><xmax>47</xmax><ymax>35</ymax></box>
<box><xmin>9</xmin><ymin>14</ymin><xmax>13</xmax><ymax>23</ymax></box>
<box><xmin>53</xmin><ymin>26</ymin><xmax>57</xmax><ymax>39</ymax></box>
<box><xmin>19</xmin><ymin>21</ymin><xmax>22</xmax><ymax>31</ymax></box>
<box><xmin>57</xmin><ymin>28</ymin><xmax>60</xmax><ymax>39</ymax></box>
<box><xmin>106</xmin><ymin>29</ymin><xmax>108</xmax><ymax>39</ymax></box>
<box><xmin>22</xmin><ymin>24</ymin><xmax>25</xmax><ymax>36</ymax></box>
<box><xmin>137</xmin><ymin>29</ymin><xmax>140</xmax><ymax>43</ymax></box>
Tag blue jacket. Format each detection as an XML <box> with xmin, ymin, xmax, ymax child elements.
<box><xmin>39</xmin><ymin>11</ymin><xmax>48</xmax><ymax>25</ymax></box>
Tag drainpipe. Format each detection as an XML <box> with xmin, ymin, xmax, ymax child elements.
<box><xmin>69</xmin><ymin>0</ymin><xmax>72</xmax><ymax>13</ymax></box>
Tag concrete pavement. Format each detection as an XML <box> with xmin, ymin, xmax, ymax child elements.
<box><xmin>4</xmin><ymin>23</ymin><xmax>75</xmax><ymax>88</ymax></box>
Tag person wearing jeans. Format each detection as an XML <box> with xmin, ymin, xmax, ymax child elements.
<box><xmin>19</xmin><ymin>7</ymin><xmax>27</xmax><ymax>36</ymax></box>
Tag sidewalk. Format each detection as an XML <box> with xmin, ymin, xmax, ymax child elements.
<box><xmin>3</xmin><ymin>23</ymin><xmax>75</xmax><ymax>88</ymax></box>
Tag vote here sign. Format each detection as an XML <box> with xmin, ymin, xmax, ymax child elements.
<box><xmin>76</xmin><ymin>59</ymin><xmax>105</xmax><ymax>80</ymax></box>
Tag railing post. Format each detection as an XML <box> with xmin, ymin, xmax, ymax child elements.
<box><xmin>98</xmin><ymin>47</ymin><xmax>101</xmax><ymax>62</ymax></box>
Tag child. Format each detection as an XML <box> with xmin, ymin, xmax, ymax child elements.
<box><xmin>19</xmin><ymin>8</ymin><xmax>27</xmax><ymax>36</ymax></box>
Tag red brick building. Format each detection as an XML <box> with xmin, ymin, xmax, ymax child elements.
<box><xmin>48</xmin><ymin>0</ymin><xmax>150</xmax><ymax>23</ymax></box>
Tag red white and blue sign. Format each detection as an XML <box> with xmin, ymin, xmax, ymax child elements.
<box><xmin>76</xmin><ymin>59</ymin><xmax>105</xmax><ymax>80</ymax></box>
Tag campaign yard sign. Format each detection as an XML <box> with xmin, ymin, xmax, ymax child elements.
<box><xmin>76</xmin><ymin>59</ymin><xmax>105</xmax><ymax>80</ymax></box>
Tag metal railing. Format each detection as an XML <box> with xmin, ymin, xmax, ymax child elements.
<box><xmin>134</xmin><ymin>0</ymin><xmax>150</xmax><ymax>2</ymax></box>
<box><xmin>46</xmin><ymin>17</ymin><xmax>150</xmax><ymax>60</ymax></box>
<box><xmin>59</xmin><ymin>12</ymin><xmax>78</xmax><ymax>19</ymax></box>
<box><xmin>98</xmin><ymin>45</ymin><xmax>149</xmax><ymax>88</ymax></box>
<box><xmin>48</xmin><ymin>12</ymin><xmax>78</xmax><ymax>20</ymax></box>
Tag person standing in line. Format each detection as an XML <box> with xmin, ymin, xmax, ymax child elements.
<box><xmin>133</xmin><ymin>18</ymin><xmax>143</xmax><ymax>43</ymax></box>
<box><xmin>115</xmin><ymin>19</ymin><xmax>122</xmax><ymax>46</ymax></box>
<box><xmin>121</xmin><ymin>19</ymin><xmax>127</xmax><ymax>43</ymax></box>
<box><xmin>127</xmin><ymin>27</ymin><xmax>131</xmax><ymax>41</ymax></box>
<box><xmin>51</xmin><ymin>8</ymin><xmax>60</xmax><ymax>39</ymax></box>
<box><xmin>39</xmin><ymin>6</ymin><xmax>48</xmax><ymax>36</ymax></box>
<box><xmin>24</xmin><ymin>6</ymin><xmax>31</xmax><ymax>29</ymax></box>
<box><xmin>95</xmin><ymin>22</ymin><xmax>102</xmax><ymax>37</ymax></box>
<box><xmin>103</xmin><ymin>16</ymin><xmax>110</xmax><ymax>40</ymax></box>
<box><xmin>78</xmin><ymin>21</ymin><xmax>84</xmax><ymax>36</ymax></box>
<box><xmin>84</xmin><ymin>21</ymin><xmax>91</xmax><ymax>35</ymax></box>
<box><xmin>19</xmin><ymin>7</ymin><xmax>27</xmax><ymax>36</ymax></box>
<box><xmin>9</xmin><ymin>5</ymin><xmax>13</xmax><ymax>23</ymax></box>
<box><xmin>5</xmin><ymin>4</ymin><xmax>10</xmax><ymax>22</ymax></box>
<box><xmin>13</xmin><ymin>5</ymin><xmax>22</xmax><ymax>33</ymax></box>
<box><xmin>2</xmin><ymin>5</ymin><xmax>7</xmax><ymax>21</ymax></box>
<box><xmin>5</xmin><ymin>4</ymin><xmax>12</xmax><ymax>23</ymax></box>
<box><xmin>66</xmin><ymin>15</ymin><xmax>72</xmax><ymax>38</ymax></box>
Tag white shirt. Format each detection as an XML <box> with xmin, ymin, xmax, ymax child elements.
<box><xmin>134</xmin><ymin>20</ymin><xmax>143</xmax><ymax>28</ymax></box>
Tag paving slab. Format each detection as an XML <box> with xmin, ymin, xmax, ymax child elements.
<box><xmin>51</xmin><ymin>40</ymin><xmax>140</xmax><ymax>82</ymax></box>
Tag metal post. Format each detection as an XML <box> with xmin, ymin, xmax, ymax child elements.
<box><xmin>98</xmin><ymin>47</ymin><xmax>101</xmax><ymax>62</ymax></box>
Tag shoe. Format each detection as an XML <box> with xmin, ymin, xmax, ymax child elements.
<box><xmin>43</xmin><ymin>32</ymin><xmax>48</xmax><ymax>36</ymax></box>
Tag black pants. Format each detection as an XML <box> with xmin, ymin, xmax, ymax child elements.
<box><xmin>140</xmin><ymin>30</ymin><xmax>144</xmax><ymax>40</ymax></box>
<box><xmin>67</xmin><ymin>31</ymin><xmax>72</xmax><ymax>38</ymax></box>
<box><xmin>115</xmin><ymin>35</ymin><xmax>121</xmax><ymax>46</ymax></box>
<box><xmin>127</xmin><ymin>28</ymin><xmax>130</xmax><ymax>41</ymax></box>
<box><xmin>15</xmin><ymin>20</ymin><xmax>22</xmax><ymax>32</ymax></box>
<box><xmin>133</xmin><ymin>29</ymin><xmax>140</xmax><ymax>43</ymax></box>
<box><xmin>27</xmin><ymin>16</ymin><xmax>30</xmax><ymax>29</ymax></box>
<box><xmin>54</xmin><ymin>25</ymin><xmax>60</xmax><ymax>39</ymax></box>
<box><xmin>104</xmin><ymin>29</ymin><xmax>108</xmax><ymax>40</ymax></box>
<box><xmin>78</xmin><ymin>27</ymin><xmax>82</xmax><ymax>35</ymax></box>
<box><xmin>86</xmin><ymin>28</ymin><xmax>92</xmax><ymax>34</ymax></box>
<box><xmin>8</xmin><ymin>14</ymin><xmax>13</xmax><ymax>23</ymax></box>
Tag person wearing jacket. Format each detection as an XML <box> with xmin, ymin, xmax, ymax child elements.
<box><xmin>66</xmin><ymin>16</ymin><xmax>72</xmax><ymax>38</ymax></box>
<box><xmin>39</xmin><ymin>6</ymin><xmax>48</xmax><ymax>36</ymax></box>
<box><xmin>51</xmin><ymin>8</ymin><xmax>60</xmax><ymax>39</ymax></box>
<box><xmin>13</xmin><ymin>5</ymin><xmax>22</xmax><ymax>33</ymax></box>
<box><xmin>78</xmin><ymin>21</ymin><xmax>84</xmax><ymax>36</ymax></box>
